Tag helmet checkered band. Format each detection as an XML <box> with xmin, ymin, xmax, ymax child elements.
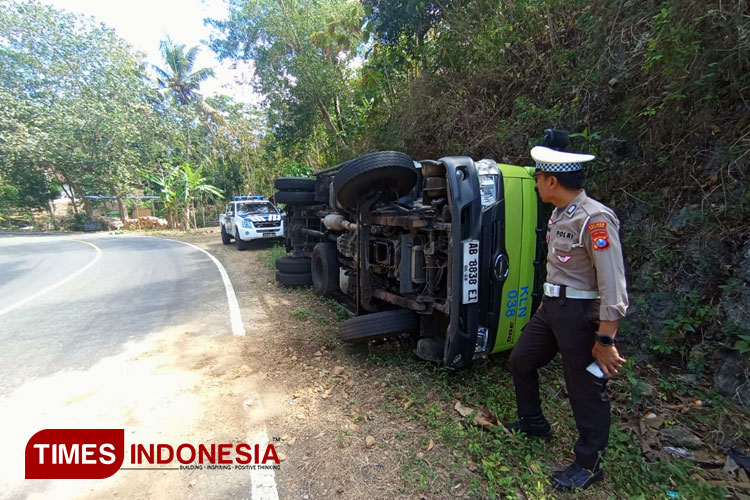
<box><xmin>535</xmin><ymin>162</ymin><xmax>583</xmax><ymax>172</ymax></box>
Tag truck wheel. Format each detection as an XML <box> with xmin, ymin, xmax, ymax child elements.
<box><xmin>333</xmin><ymin>151</ymin><xmax>417</xmax><ymax>210</ymax></box>
<box><xmin>221</xmin><ymin>225</ymin><xmax>232</xmax><ymax>245</ymax></box>
<box><xmin>274</xmin><ymin>177</ymin><xmax>316</xmax><ymax>191</ymax></box>
<box><xmin>275</xmin><ymin>256</ymin><xmax>311</xmax><ymax>274</ymax></box>
<box><xmin>274</xmin><ymin>191</ymin><xmax>316</xmax><ymax>205</ymax></box>
<box><xmin>339</xmin><ymin>309</ymin><xmax>419</xmax><ymax>343</ymax></box>
<box><xmin>235</xmin><ymin>228</ymin><xmax>250</xmax><ymax>250</ymax></box>
<box><xmin>311</xmin><ymin>243</ymin><xmax>339</xmax><ymax>296</ymax></box>
<box><xmin>276</xmin><ymin>271</ymin><xmax>312</xmax><ymax>286</ymax></box>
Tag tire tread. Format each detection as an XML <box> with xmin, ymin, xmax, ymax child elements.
<box><xmin>339</xmin><ymin>309</ymin><xmax>418</xmax><ymax>343</ymax></box>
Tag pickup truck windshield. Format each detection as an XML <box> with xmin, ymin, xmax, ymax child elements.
<box><xmin>237</xmin><ymin>202</ymin><xmax>277</xmax><ymax>215</ymax></box>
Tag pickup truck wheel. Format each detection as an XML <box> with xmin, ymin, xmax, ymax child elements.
<box><xmin>276</xmin><ymin>271</ymin><xmax>312</xmax><ymax>286</ymax></box>
<box><xmin>339</xmin><ymin>309</ymin><xmax>419</xmax><ymax>343</ymax></box>
<box><xmin>274</xmin><ymin>191</ymin><xmax>316</xmax><ymax>205</ymax></box>
<box><xmin>274</xmin><ymin>177</ymin><xmax>316</xmax><ymax>191</ymax></box>
<box><xmin>221</xmin><ymin>225</ymin><xmax>232</xmax><ymax>245</ymax></box>
<box><xmin>333</xmin><ymin>151</ymin><xmax>417</xmax><ymax>210</ymax></box>
<box><xmin>275</xmin><ymin>256</ymin><xmax>311</xmax><ymax>274</ymax></box>
<box><xmin>311</xmin><ymin>243</ymin><xmax>339</xmax><ymax>296</ymax></box>
<box><xmin>235</xmin><ymin>228</ymin><xmax>250</xmax><ymax>250</ymax></box>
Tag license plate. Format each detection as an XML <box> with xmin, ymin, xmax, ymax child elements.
<box><xmin>462</xmin><ymin>239</ymin><xmax>479</xmax><ymax>304</ymax></box>
<box><xmin>262</xmin><ymin>232</ymin><xmax>276</xmax><ymax>237</ymax></box>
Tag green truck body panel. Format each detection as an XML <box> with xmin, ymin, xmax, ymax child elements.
<box><xmin>491</xmin><ymin>164</ymin><xmax>539</xmax><ymax>353</ymax></box>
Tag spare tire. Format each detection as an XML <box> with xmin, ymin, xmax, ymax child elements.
<box><xmin>311</xmin><ymin>243</ymin><xmax>339</xmax><ymax>296</ymax></box>
<box><xmin>333</xmin><ymin>151</ymin><xmax>417</xmax><ymax>210</ymax></box>
<box><xmin>275</xmin><ymin>256</ymin><xmax>311</xmax><ymax>274</ymax></box>
<box><xmin>276</xmin><ymin>271</ymin><xmax>312</xmax><ymax>286</ymax></box>
<box><xmin>274</xmin><ymin>191</ymin><xmax>316</xmax><ymax>204</ymax></box>
<box><xmin>339</xmin><ymin>309</ymin><xmax>419</xmax><ymax>343</ymax></box>
<box><xmin>274</xmin><ymin>177</ymin><xmax>316</xmax><ymax>191</ymax></box>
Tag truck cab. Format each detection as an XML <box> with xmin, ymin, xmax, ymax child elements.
<box><xmin>219</xmin><ymin>196</ymin><xmax>284</xmax><ymax>250</ymax></box>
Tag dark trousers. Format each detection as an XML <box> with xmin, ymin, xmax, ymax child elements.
<box><xmin>509</xmin><ymin>296</ymin><xmax>610</xmax><ymax>471</ymax></box>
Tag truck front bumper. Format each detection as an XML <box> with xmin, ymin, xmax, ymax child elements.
<box><xmin>439</xmin><ymin>156</ymin><xmax>482</xmax><ymax>370</ymax></box>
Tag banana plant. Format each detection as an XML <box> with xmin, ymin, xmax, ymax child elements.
<box><xmin>181</xmin><ymin>163</ymin><xmax>223</xmax><ymax>229</ymax></box>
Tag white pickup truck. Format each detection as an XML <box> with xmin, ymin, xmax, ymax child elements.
<box><xmin>219</xmin><ymin>196</ymin><xmax>284</xmax><ymax>250</ymax></box>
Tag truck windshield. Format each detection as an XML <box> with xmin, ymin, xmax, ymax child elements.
<box><xmin>237</xmin><ymin>202</ymin><xmax>277</xmax><ymax>215</ymax></box>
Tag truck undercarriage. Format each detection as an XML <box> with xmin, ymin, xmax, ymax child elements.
<box><xmin>274</xmin><ymin>151</ymin><xmax>544</xmax><ymax>369</ymax></box>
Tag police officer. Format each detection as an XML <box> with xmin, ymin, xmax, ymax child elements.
<box><xmin>507</xmin><ymin>141</ymin><xmax>629</xmax><ymax>490</ymax></box>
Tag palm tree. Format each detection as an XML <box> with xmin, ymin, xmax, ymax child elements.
<box><xmin>153</xmin><ymin>38</ymin><xmax>216</xmax><ymax>161</ymax></box>
<box><xmin>154</xmin><ymin>38</ymin><xmax>215</xmax><ymax>106</ymax></box>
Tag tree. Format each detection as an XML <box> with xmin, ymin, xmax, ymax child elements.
<box><xmin>154</xmin><ymin>38</ymin><xmax>216</xmax><ymax>162</ymax></box>
<box><xmin>0</xmin><ymin>178</ymin><xmax>20</xmax><ymax>227</ymax></box>
<box><xmin>199</xmin><ymin>95</ymin><xmax>264</xmax><ymax>197</ymax></box>
<box><xmin>181</xmin><ymin>164</ymin><xmax>223</xmax><ymax>229</ymax></box>
<box><xmin>0</xmin><ymin>1</ymin><xmax>163</xmax><ymax>222</ymax></box>
<box><xmin>362</xmin><ymin>0</ymin><xmax>448</xmax><ymax>71</ymax></box>
<box><xmin>154</xmin><ymin>38</ymin><xmax>215</xmax><ymax>106</ymax></box>
<box><xmin>144</xmin><ymin>163</ymin><xmax>223</xmax><ymax>229</ymax></box>
<box><xmin>207</xmin><ymin>0</ymin><xmax>364</xmax><ymax>158</ymax></box>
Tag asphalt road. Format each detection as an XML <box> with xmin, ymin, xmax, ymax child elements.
<box><xmin>0</xmin><ymin>233</ymin><xmax>231</xmax><ymax>396</ymax></box>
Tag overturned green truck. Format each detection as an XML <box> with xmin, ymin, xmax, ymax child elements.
<box><xmin>273</xmin><ymin>151</ymin><xmax>545</xmax><ymax>369</ymax></box>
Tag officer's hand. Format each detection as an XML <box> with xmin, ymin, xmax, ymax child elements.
<box><xmin>592</xmin><ymin>343</ymin><xmax>626</xmax><ymax>377</ymax></box>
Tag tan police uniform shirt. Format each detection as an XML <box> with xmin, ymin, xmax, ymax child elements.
<box><xmin>546</xmin><ymin>190</ymin><xmax>629</xmax><ymax>321</ymax></box>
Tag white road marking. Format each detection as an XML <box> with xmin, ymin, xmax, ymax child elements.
<box><xmin>140</xmin><ymin>236</ymin><xmax>246</xmax><ymax>336</ymax></box>
<box><xmin>0</xmin><ymin>239</ymin><xmax>102</xmax><ymax>319</ymax></box>
<box><xmin>247</xmin><ymin>427</ymin><xmax>280</xmax><ymax>500</ymax></box>
<box><xmin>245</xmin><ymin>392</ymin><xmax>280</xmax><ymax>500</ymax></box>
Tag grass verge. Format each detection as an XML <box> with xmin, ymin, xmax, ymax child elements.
<box><xmin>262</xmin><ymin>244</ymin><xmax>288</xmax><ymax>269</ymax></box>
<box><xmin>259</xmin><ymin>246</ymin><xmax>740</xmax><ymax>499</ymax></box>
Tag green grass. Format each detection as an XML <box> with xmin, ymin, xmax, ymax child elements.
<box><xmin>291</xmin><ymin>307</ymin><xmax>311</xmax><ymax>320</ymax></box>
<box><xmin>262</xmin><ymin>244</ymin><xmax>287</xmax><ymax>269</ymax></box>
<box><xmin>276</xmin><ymin>286</ymin><xmax>733</xmax><ymax>499</ymax></box>
<box><xmin>346</xmin><ymin>342</ymin><xmax>730</xmax><ymax>499</ymax></box>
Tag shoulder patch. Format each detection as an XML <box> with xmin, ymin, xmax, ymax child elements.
<box><xmin>591</xmin><ymin>229</ymin><xmax>609</xmax><ymax>251</ymax></box>
<box><xmin>587</xmin><ymin>221</ymin><xmax>607</xmax><ymax>232</ymax></box>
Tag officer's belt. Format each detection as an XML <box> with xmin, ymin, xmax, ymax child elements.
<box><xmin>543</xmin><ymin>282</ymin><xmax>599</xmax><ymax>299</ymax></box>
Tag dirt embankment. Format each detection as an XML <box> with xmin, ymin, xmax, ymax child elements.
<box><xmin>172</xmin><ymin>231</ymin><xmax>424</xmax><ymax>500</ymax></box>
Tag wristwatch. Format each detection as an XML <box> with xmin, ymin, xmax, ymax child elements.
<box><xmin>596</xmin><ymin>334</ymin><xmax>616</xmax><ymax>346</ymax></box>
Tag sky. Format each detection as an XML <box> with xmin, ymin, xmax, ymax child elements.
<box><xmin>40</xmin><ymin>0</ymin><xmax>261</xmax><ymax>104</ymax></box>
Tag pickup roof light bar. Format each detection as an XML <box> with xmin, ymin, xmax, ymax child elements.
<box><xmin>233</xmin><ymin>195</ymin><xmax>266</xmax><ymax>201</ymax></box>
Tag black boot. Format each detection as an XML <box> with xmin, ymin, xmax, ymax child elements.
<box><xmin>505</xmin><ymin>413</ymin><xmax>553</xmax><ymax>438</ymax></box>
<box><xmin>549</xmin><ymin>463</ymin><xmax>603</xmax><ymax>490</ymax></box>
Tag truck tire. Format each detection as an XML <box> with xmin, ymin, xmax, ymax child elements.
<box><xmin>333</xmin><ymin>151</ymin><xmax>417</xmax><ymax>210</ymax></box>
<box><xmin>235</xmin><ymin>228</ymin><xmax>250</xmax><ymax>250</ymax></box>
<box><xmin>276</xmin><ymin>271</ymin><xmax>312</xmax><ymax>286</ymax></box>
<box><xmin>311</xmin><ymin>242</ymin><xmax>339</xmax><ymax>296</ymax></box>
<box><xmin>275</xmin><ymin>256</ymin><xmax>311</xmax><ymax>274</ymax></box>
<box><xmin>221</xmin><ymin>225</ymin><xmax>232</xmax><ymax>245</ymax></box>
<box><xmin>274</xmin><ymin>177</ymin><xmax>316</xmax><ymax>191</ymax></box>
<box><xmin>339</xmin><ymin>309</ymin><xmax>419</xmax><ymax>343</ymax></box>
<box><xmin>274</xmin><ymin>191</ymin><xmax>316</xmax><ymax>205</ymax></box>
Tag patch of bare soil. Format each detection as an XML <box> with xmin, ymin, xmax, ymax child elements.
<box><xmin>166</xmin><ymin>231</ymin><xmax>445</xmax><ymax>500</ymax></box>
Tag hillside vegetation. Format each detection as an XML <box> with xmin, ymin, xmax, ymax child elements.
<box><xmin>209</xmin><ymin>0</ymin><xmax>750</xmax><ymax>403</ymax></box>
